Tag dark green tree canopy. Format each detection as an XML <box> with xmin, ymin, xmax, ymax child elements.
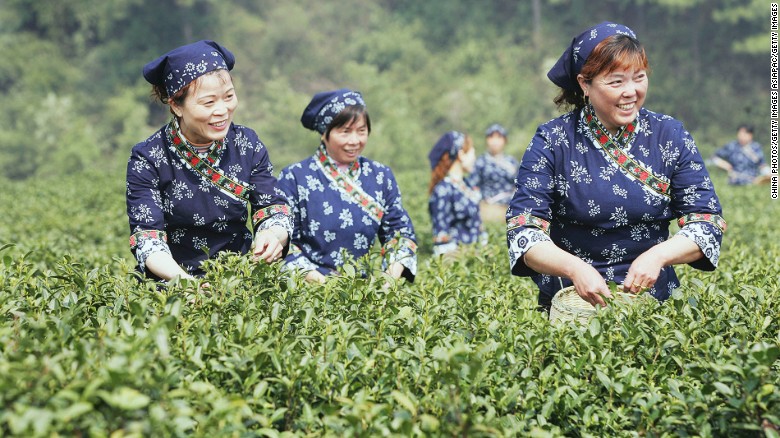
<box><xmin>0</xmin><ymin>0</ymin><xmax>767</xmax><ymax>179</ymax></box>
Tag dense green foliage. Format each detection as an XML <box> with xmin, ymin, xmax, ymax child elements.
<box><xmin>1</xmin><ymin>169</ymin><xmax>779</xmax><ymax>436</ymax></box>
<box><xmin>1</xmin><ymin>1</ymin><xmax>777</xmax><ymax>436</ymax></box>
<box><xmin>0</xmin><ymin>0</ymin><xmax>768</xmax><ymax>177</ymax></box>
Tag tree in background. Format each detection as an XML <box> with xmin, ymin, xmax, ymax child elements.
<box><xmin>0</xmin><ymin>0</ymin><xmax>767</xmax><ymax>179</ymax></box>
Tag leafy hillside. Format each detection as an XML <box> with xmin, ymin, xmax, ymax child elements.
<box><xmin>0</xmin><ymin>0</ymin><xmax>768</xmax><ymax>179</ymax></box>
<box><xmin>0</xmin><ymin>1</ymin><xmax>775</xmax><ymax>435</ymax></box>
<box><xmin>1</xmin><ymin>169</ymin><xmax>778</xmax><ymax>436</ymax></box>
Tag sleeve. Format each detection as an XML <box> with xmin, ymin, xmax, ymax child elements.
<box><xmin>429</xmin><ymin>184</ymin><xmax>458</xmax><ymax>256</ymax></box>
<box><xmin>377</xmin><ymin>168</ymin><xmax>417</xmax><ymax>282</ymax></box>
<box><xmin>505</xmin><ymin>127</ymin><xmax>555</xmax><ymax>276</ymax></box>
<box><xmin>275</xmin><ymin>166</ymin><xmax>322</xmax><ymax>275</ymax></box>
<box><xmin>126</xmin><ymin>147</ymin><xmax>172</xmax><ymax>273</ymax></box>
<box><xmin>669</xmin><ymin>126</ymin><xmax>726</xmax><ymax>271</ymax></box>
<box><xmin>248</xmin><ymin>136</ymin><xmax>293</xmax><ymax>241</ymax></box>
<box><xmin>713</xmin><ymin>142</ymin><xmax>731</xmax><ymax>161</ymax></box>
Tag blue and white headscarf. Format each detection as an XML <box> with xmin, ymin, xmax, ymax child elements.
<box><xmin>428</xmin><ymin>131</ymin><xmax>466</xmax><ymax>169</ymax></box>
<box><xmin>301</xmin><ymin>89</ymin><xmax>366</xmax><ymax>134</ymax></box>
<box><xmin>485</xmin><ymin>123</ymin><xmax>508</xmax><ymax>137</ymax></box>
<box><xmin>143</xmin><ymin>40</ymin><xmax>235</xmax><ymax>97</ymax></box>
<box><xmin>547</xmin><ymin>22</ymin><xmax>637</xmax><ymax>91</ymax></box>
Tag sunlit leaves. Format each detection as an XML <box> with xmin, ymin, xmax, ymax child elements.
<box><xmin>1</xmin><ymin>166</ymin><xmax>779</xmax><ymax>435</ymax></box>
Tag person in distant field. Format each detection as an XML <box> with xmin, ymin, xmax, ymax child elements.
<box><xmin>428</xmin><ymin>131</ymin><xmax>487</xmax><ymax>256</ymax></box>
<box><xmin>277</xmin><ymin>89</ymin><xmax>418</xmax><ymax>283</ymax></box>
<box><xmin>711</xmin><ymin>124</ymin><xmax>771</xmax><ymax>185</ymax></box>
<box><xmin>468</xmin><ymin>123</ymin><xmax>519</xmax><ymax>222</ymax></box>
<box><xmin>126</xmin><ymin>40</ymin><xmax>292</xmax><ymax>282</ymax></box>
<box><xmin>506</xmin><ymin>22</ymin><xmax>726</xmax><ymax>312</ymax></box>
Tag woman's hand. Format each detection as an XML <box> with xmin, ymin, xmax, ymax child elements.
<box><xmin>623</xmin><ymin>250</ymin><xmax>664</xmax><ymax>294</ymax></box>
<box><xmin>182</xmin><ymin>279</ymin><xmax>211</xmax><ymax>304</ymax></box>
<box><xmin>145</xmin><ymin>251</ymin><xmax>194</xmax><ymax>282</ymax></box>
<box><xmin>381</xmin><ymin>262</ymin><xmax>406</xmax><ymax>289</ymax></box>
<box><xmin>570</xmin><ymin>262</ymin><xmax>613</xmax><ymax>307</ymax></box>
<box><xmin>305</xmin><ymin>270</ymin><xmax>327</xmax><ymax>284</ymax></box>
<box><xmin>384</xmin><ymin>262</ymin><xmax>405</xmax><ymax>280</ymax></box>
<box><xmin>252</xmin><ymin>226</ymin><xmax>288</xmax><ymax>263</ymax></box>
<box><xmin>524</xmin><ymin>242</ymin><xmax>611</xmax><ymax>307</ymax></box>
<box><xmin>624</xmin><ymin>236</ymin><xmax>702</xmax><ymax>294</ymax></box>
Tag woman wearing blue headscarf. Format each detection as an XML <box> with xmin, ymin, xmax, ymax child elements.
<box><xmin>428</xmin><ymin>131</ymin><xmax>487</xmax><ymax>256</ymax></box>
<box><xmin>277</xmin><ymin>89</ymin><xmax>417</xmax><ymax>283</ymax></box>
<box><xmin>468</xmin><ymin>123</ymin><xmax>520</xmax><ymax>221</ymax></box>
<box><xmin>506</xmin><ymin>22</ymin><xmax>726</xmax><ymax>311</ymax></box>
<box><xmin>126</xmin><ymin>41</ymin><xmax>292</xmax><ymax>282</ymax></box>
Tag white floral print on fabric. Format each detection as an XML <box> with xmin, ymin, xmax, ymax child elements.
<box><xmin>506</xmin><ymin>107</ymin><xmax>725</xmax><ymax>308</ymax></box>
<box><xmin>429</xmin><ymin>177</ymin><xmax>486</xmax><ymax>255</ymax></box>
<box><xmin>126</xmin><ymin>123</ymin><xmax>292</xmax><ymax>279</ymax></box>
<box><xmin>278</xmin><ymin>148</ymin><xmax>417</xmax><ymax>280</ymax></box>
<box><xmin>714</xmin><ymin>139</ymin><xmax>767</xmax><ymax>185</ymax></box>
<box><xmin>467</xmin><ymin>153</ymin><xmax>519</xmax><ymax>204</ymax></box>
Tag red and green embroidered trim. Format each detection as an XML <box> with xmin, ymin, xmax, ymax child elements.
<box><xmin>585</xmin><ymin>104</ymin><xmax>638</xmax><ymax>148</ymax></box>
<box><xmin>129</xmin><ymin>230</ymin><xmax>167</xmax><ymax>249</ymax></box>
<box><xmin>381</xmin><ymin>237</ymin><xmax>418</xmax><ymax>256</ymax></box>
<box><xmin>166</xmin><ymin>121</ymin><xmax>250</xmax><ymax>202</ymax></box>
<box><xmin>316</xmin><ymin>145</ymin><xmax>385</xmax><ymax>223</ymax></box>
<box><xmin>677</xmin><ymin>213</ymin><xmax>727</xmax><ymax>232</ymax></box>
<box><xmin>584</xmin><ymin>108</ymin><xmax>670</xmax><ymax>198</ymax></box>
<box><xmin>252</xmin><ymin>204</ymin><xmax>290</xmax><ymax>226</ymax></box>
<box><xmin>506</xmin><ymin>213</ymin><xmax>550</xmax><ymax>234</ymax></box>
<box><xmin>432</xmin><ymin>235</ymin><xmax>452</xmax><ymax>244</ymax></box>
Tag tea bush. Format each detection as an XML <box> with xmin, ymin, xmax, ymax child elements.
<box><xmin>0</xmin><ymin>170</ymin><xmax>778</xmax><ymax>436</ymax></box>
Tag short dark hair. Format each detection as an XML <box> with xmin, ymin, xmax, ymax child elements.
<box><xmin>151</xmin><ymin>70</ymin><xmax>232</xmax><ymax>115</ymax></box>
<box><xmin>324</xmin><ymin>105</ymin><xmax>371</xmax><ymax>139</ymax></box>
<box><xmin>554</xmin><ymin>34</ymin><xmax>649</xmax><ymax>111</ymax></box>
<box><xmin>737</xmin><ymin>124</ymin><xmax>754</xmax><ymax>134</ymax></box>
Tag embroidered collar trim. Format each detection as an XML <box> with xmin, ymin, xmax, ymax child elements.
<box><xmin>317</xmin><ymin>143</ymin><xmax>360</xmax><ymax>176</ymax></box>
<box><xmin>316</xmin><ymin>144</ymin><xmax>384</xmax><ymax>223</ymax></box>
<box><xmin>584</xmin><ymin>107</ymin><xmax>670</xmax><ymax>198</ymax></box>
<box><xmin>166</xmin><ymin>120</ymin><xmax>251</xmax><ymax>202</ymax></box>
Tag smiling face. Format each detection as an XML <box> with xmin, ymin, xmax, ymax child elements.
<box><xmin>579</xmin><ymin>67</ymin><xmax>647</xmax><ymax>134</ymax></box>
<box><xmin>171</xmin><ymin>70</ymin><xmax>237</xmax><ymax>144</ymax></box>
<box><xmin>323</xmin><ymin>114</ymin><xmax>369</xmax><ymax>164</ymax></box>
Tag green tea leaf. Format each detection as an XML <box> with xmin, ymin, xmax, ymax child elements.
<box><xmin>391</xmin><ymin>390</ymin><xmax>417</xmax><ymax>413</ymax></box>
<box><xmin>98</xmin><ymin>387</ymin><xmax>150</xmax><ymax>410</ymax></box>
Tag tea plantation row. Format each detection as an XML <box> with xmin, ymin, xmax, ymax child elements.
<box><xmin>0</xmin><ymin>170</ymin><xmax>778</xmax><ymax>436</ymax></box>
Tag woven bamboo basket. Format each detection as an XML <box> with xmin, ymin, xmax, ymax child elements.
<box><xmin>549</xmin><ymin>286</ymin><xmax>638</xmax><ymax>324</ymax></box>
